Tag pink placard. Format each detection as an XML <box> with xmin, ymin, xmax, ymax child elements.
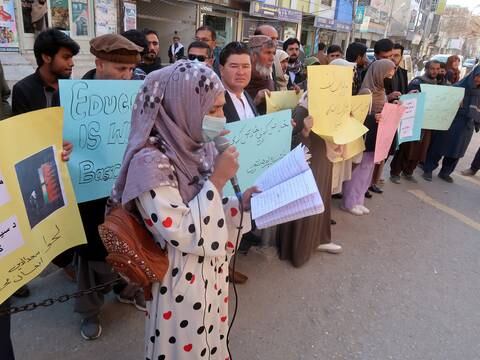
<box><xmin>374</xmin><ymin>103</ymin><xmax>406</xmax><ymax>163</ymax></box>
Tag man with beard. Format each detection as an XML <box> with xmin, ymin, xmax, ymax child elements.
<box><xmin>138</xmin><ymin>28</ymin><xmax>162</xmax><ymax>74</ymax></box>
<box><xmin>284</xmin><ymin>38</ymin><xmax>305</xmax><ymax>88</ymax></box>
<box><xmin>167</xmin><ymin>32</ymin><xmax>184</xmax><ymax>63</ymax></box>
<box><xmin>401</xmin><ymin>60</ymin><xmax>440</xmax><ymax>182</ymax></box>
<box><xmin>76</xmin><ymin>34</ymin><xmax>145</xmax><ymax>341</ymax></box>
<box><xmin>389</xmin><ymin>43</ymin><xmax>417</xmax><ymax>184</ymax></box>
<box><xmin>437</xmin><ymin>62</ymin><xmax>448</xmax><ymax>85</ymax></box>
<box><xmin>245</xmin><ymin>35</ymin><xmax>276</xmax><ymax>115</ymax></box>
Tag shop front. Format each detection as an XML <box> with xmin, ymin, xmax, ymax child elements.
<box><xmin>12</xmin><ymin>0</ymin><xmax>108</xmax><ymax>52</ymax></box>
<box><xmin>245</xmin><ymin>1</ymin><xmax>301</xmax><ymax>43</ymax></box>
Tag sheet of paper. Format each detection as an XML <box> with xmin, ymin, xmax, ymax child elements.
<box><xmin>420</xmin><ymin>84</ymin><xmax>465</xmax><ymax>130</ymax></box>
<box><xmin>224</xmin><ymin>110</ymin><xmax>292</xmax><ymax>196</ymax></box>
<box><xmin>266</xmin><ymin>90</ymin><xmax>303</xmax><ymax>114</ymax></box>
<box><xmin>374</xmin><ymin>103</ymin><xmax>406</xmax><ymax>163</ymax></box>
<box><xmin>0</xmin><ymin>216</ymin><xmax>24</xmax><ymax>258</ymax></box>
<box><xmin>60</xmin><ymin>79</ymin><xmax>143</xmax><ymax>203</ymax></box>
<box><xmin>308</xmin><ymin>65</ymin><xmax>368</xmax><ymax>144</ymax></box>
<box><xmin>398</xmin><ymin>92</ymin><xmax>426</xmax><ymax>144</ymax></box>
<box><xmin>0</xmin><ymin>107</ymin><xmax>87</xmax><ymax>304</ymax></box>
<box><xmin>255</xmin><ymin>192</ymin><xmax>324</xmax><ymax>229</ymax></box>
<box><xmin>251</xmin><ymin>169</ymin><xmax>320</xmax><ymax>220</ymax></box>
<box><xmin>255</xmin><ymin>144</ymin><xmax>308</xmax><ymax>191</ymax></box>
<box><xmin>0</xmin><ymin>170</ymin><xmax>10</xmax><ymax>207</ymax></box>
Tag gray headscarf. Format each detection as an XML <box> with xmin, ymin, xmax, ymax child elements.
<box><xmin>110</xmin><ymin>60</ymin><xmax>225</xmax><ymax>209</ymax></box>
<box><xmin>361</xmin><ymin>59</ymin><xmax>395</xmax><ymax>113</ymax></box>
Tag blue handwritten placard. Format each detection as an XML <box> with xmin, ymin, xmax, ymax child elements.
<box><xmin>398</xmin><ymin>92</ymin><xmax>426</xmax><ymax>145</ymax></box>
<box><xmin>60</xmin><ymin>79</ymin><xmax>143</xmax><ymax>203</ymax></box>
<box><xmin>224</xmin><ymin>110</ymin><xmax>292</xmax><ymax>195</ymax></box>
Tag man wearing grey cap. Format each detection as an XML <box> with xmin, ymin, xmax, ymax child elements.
<box><xmin>73</xmin><ymin>33</ymin><xmax>144</xmax><ymax>341</ymax></box>
<box><xmin>245</xmin><ymin>35</ymin><xmax>276</xmax><ymax>115</ymax></box>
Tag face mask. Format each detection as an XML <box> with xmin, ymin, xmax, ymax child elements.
<box><xmin>384</xmin><ymin>77</ymin><xmax>393</xmax><ymax>91</ymax></box>
<box><xmin>202</xmin><ymin>114</ymin><xmax>226</xmax><ymax>142</ymax></box>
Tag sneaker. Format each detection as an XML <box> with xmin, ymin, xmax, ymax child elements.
<box><xmin>461</xmin><ymin>168</ymin><xmax>477</xmax><ymax>176</ymax></box>
<box><xmin>117</xmin><ymin>290</ymin><xmax>147</xmax><ymax>312</ymax></box>
<box><xmin>402</xmin><ymin>172</ymin><xmax>418</xmax><ymax>183</ymax></box>
<box><xmin>390</xmin><ymin>175</ymin><xmax>401</xmax><ymax>184</ymax></box>
<box><xmin>422</xmin><ymin>171</ymin><xmax>433</xmax><ymax>182</ymax></box>
<box><xmin>317</xmin><ymin>242</ymin><xmax>343</xmax><ymax>254</ymax></box>
<box><xmin>438</xmin><ymin>173</ymin><xmax>454</xmax><ymax>183</ymax></box>
<box><xmin>369</xmin><ymin>184</ymin><xmax>383</xmax><ymax>194</ymax></box>
<box><xmin>341</xmin><ymin>206</ymin><xmax>363</xmax><ymax>216</ymax></box>
<box><xmin>80</xmin><ymin>316</ymin><xmax>102</xmax><ymax>340</ymax></box>
<box><xmin>358</xmin><ymin>205</ymin><xmax>370</xmax><ymax>214</ymax></box>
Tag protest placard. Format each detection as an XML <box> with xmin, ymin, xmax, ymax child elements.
<box><xmin>308</xmin><ymin>65</ymin><xmax>368</xmax><ymax>144</ymax></box>
<box><xmin>266</xmin><ymin>90</ymin><xmax>303</xmax><ymax>113</ymax></box>
<box><xmin>0</xmin><ymin>108</ymin><xmax>86</xmax><ymax>303</ymax></box>
<box><xmin>420</xmin><ymin>84</ymin><xmax>465</xmax><ymax>130</ymax></box>
<box><xmin>398</xmin><ymin>92</ymin><xmax>426</xmax><ymax>144</ymax></box>
<box><xmin>343</xmin><ymin>94</ymin><xmax>372</xmax><ymax>160</ymax></box>
<box><xmin>60</xmin><ymin>79</ymin><xmax>143</xmax><ymax>203</ymax></box>
<box><xmin>374</xmin><ymin>103</ymin><xmax>406</xmax><ymax>163</ymax></box>
<box><xmin>224</xmin><ymin>110</ymin><xmax>292</xmax><ymax>195</ymax></box>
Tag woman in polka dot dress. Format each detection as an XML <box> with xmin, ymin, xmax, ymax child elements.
<box><xmin>109</xmin><ymin>60</ymin><xmax>257</xmax><ymax>360</ymax></box>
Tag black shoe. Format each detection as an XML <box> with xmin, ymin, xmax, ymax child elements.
<box><xmin>369</xmin><ymin>185</ymin><xmax>383</xmax><ymax>194</ymax></box>
<box><xmin>438</xmin><ymin>173</ymin><xmax>454</xmax><ymax>183</ymax></box>
<box><xmin>365</xmin><ymin>191</ymin><xmax>372</xmax><ymax>199</ymax></box>
<box><xmin>330</xmin><ymin>219</ymin><xmax>337</xmax><ymax>225</ymax></box>
<box><xmin>422</xmin><ymin>171</ymin><xmax>433</xmax><ymax>182</ymax></box>
<box><xmin>243</xmin><ymin>232</ymin><xmax>262</xmax><ymax>247</ymax></box>
<box><xmin>332</xmin><ymin>193</ymin><xmax>343</xmax><ymax>199</ymax></box>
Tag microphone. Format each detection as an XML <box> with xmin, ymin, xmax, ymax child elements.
<box><xmin>213</xmin><ymin>136</ymin><xmax>242</xmax><ymax>200</ymax></box>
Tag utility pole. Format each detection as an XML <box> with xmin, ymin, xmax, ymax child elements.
<box><xmin>350</xmin><ymin>0</ymin><xmax>359</xmax><ymax>44</ymax></box>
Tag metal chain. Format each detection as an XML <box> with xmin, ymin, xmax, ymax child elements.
<box><xmin>0</xmin><ymin>278</ymin><xmax>123</xmax><ymax>317</ymax></box>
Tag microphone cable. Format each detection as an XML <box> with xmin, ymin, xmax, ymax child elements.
<box><xmin>226</xmin><ymin>193</ymin><xmax>244</xmax><ymax>360</ymax></box>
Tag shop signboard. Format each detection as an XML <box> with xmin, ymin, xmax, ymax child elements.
<box><xmin>249</xmin><ymin>1</ymin><xmax>302</xmax><ymax>23</ymax></box>
<box><xmin>355</xmin><ymin>5</ymin><xmax>365</xmax><ymax>24</ymax></box>
<box><xmin>334</xmin><ymin>0</ymin><xmax>353</xmax><ymax>32</ymax></box>
<box><xmin>0</xmin><ymin>0</ymin><xmax>18</xmax><ymax>50</ymax></box>
<box><xmin>314</xmin><ymin>16</ymin><xmax>335</xmax><ymax>30</ymax></box>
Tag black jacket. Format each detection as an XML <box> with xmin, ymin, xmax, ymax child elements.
<box><xmin>224</xmin><ymin>91</ymin><xmax>259</xmax><ymax>123</ymax></box>
<box><xmin>391</xmin><ymin>67</ymin><xmax>408</xmax><ymax>95</ymax></box>
<box><xmin>12</xmin><ymin>70</ymin><xmax>59</xmax><ymax>115</ymax></box>
<box><xmin>138</xmin><ymin>58</ymin><xmax>162</xmax><ymax>75</ymax></box>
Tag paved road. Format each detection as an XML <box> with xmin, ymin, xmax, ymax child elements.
<box><xmin>11</xmin><ymin>135</ymin><xmax>480</xmax><ymax>360</ymax></box>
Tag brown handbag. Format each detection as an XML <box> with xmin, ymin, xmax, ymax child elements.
<box><xmin>98</xmin><ymin>206</ymin><xmax>168</xmax><ymax>297</ymax></box>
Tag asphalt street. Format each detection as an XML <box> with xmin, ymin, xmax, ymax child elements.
<box><xmin>10</xmin><ymin>135</ymin><xmax>480</xmax><ymax>360</ymax></box>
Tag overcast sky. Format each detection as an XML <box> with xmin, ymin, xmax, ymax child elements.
<box><xmin>446</xmin><ymin>0</ymin><xmax>480</xmax><ymax>9</ymax></box>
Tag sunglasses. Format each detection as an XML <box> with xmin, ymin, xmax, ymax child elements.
<box><xmin>188</xmin><ymin>54</ymin><xmax>207</xmax><ymax>62</ymax></box>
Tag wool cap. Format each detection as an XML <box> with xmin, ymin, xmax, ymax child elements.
<box><xmin>90</xmin><ymin>34</ymin><xmax>143</xmax><ymax>64</ymax></box>
<box><xmin>249</xmin><ymin>35</ymin><xmax>274</xmax><ymax>49</ymax></box>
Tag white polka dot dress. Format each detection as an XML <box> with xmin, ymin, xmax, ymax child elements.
<box><xmin>136</xmin><ymin>180</ymin><xmax>251</xmax><ymax>360</ymax></box>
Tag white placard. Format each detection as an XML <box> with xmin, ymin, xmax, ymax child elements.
<box><xmin>0</xmin><ymin>216</ymin><xmax>24</xmax><ymax>258</ymax></box>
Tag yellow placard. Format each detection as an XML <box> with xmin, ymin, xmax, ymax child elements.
<box><xmin>308</xmin><ymin>65</ymin><xmax>368</xmax><ymax>145</ymax></box>
<box><xmin>343</xmin><ymin>94</ymin><xmax>372</xmax><ymax>160</ymax></box>
<box><xmin>266</xmin><ymin>90</ymin><xmax>304</xmax><ymax>114</ymax></box>
<box><xmin>0</xmin><ymin>108</ymin><xmax>87</xmax><ymax>303</ymax></box>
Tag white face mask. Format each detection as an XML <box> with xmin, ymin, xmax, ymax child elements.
<box><xmin>202</xmin><ymin>114</ymin><xmax>226</xmax><ymax>142</ymax></box>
